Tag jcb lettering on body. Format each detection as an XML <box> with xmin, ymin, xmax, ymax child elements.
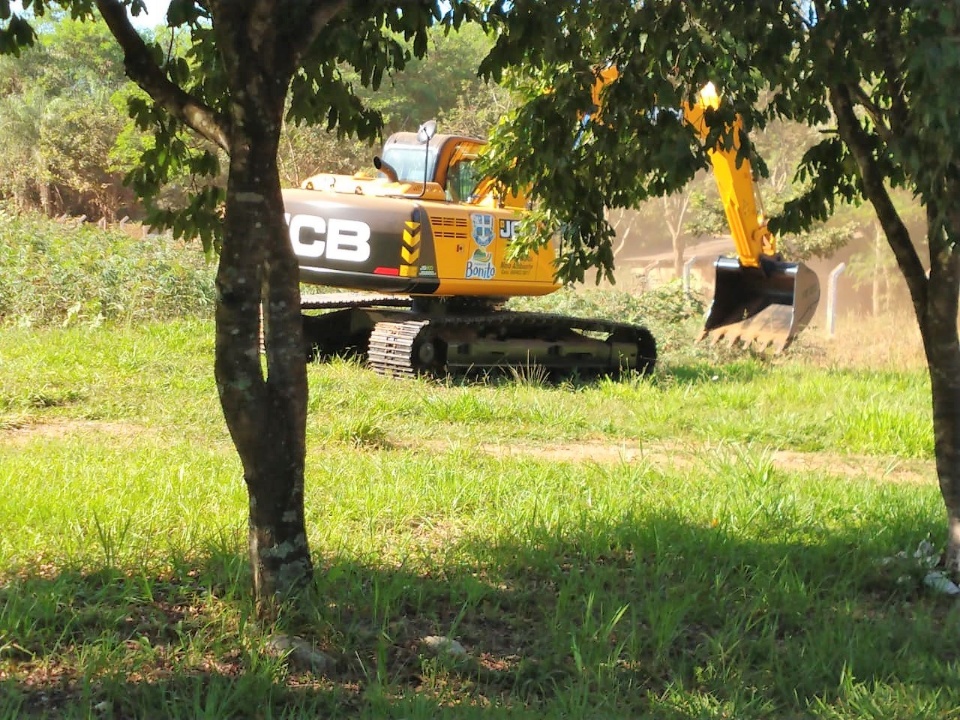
<box><xmin>286</xmin><ymin>213</ymin><xmax>371</xmax><ymax>262</ymax></box>
<box><xmin>498</xmin><ymin>219</ymin><xmax>516</xmax><ymax>239</ymax></box>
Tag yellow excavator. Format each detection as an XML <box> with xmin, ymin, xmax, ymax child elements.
<box><xmin>280</xmin><ymin>77</ymin><xmax>819</xmax><ymax>377</ymax></box>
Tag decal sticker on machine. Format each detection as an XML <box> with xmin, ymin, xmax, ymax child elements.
<box><xmin>285</xmin><ymin>213</ymin><xmax>371</xmax><ymax>263</ymax></box>
<box><xmin>499</xmin><ymin>258</ymin><xmax>535</xmax><ymax>277</ymax></box>
<box><xmin>466</xmin><ymin>213</ymin><xmax>496</xmax><ymax>280</ymax></box>
<box><xmin>399</xmin><ymin>220</ymin><xmax>421</xmax><ymax>278</ymax></box>
<box><xmin>498</xmin><ymin>219</ymin><xmax>517</xmax><ymax>239</ymax></box>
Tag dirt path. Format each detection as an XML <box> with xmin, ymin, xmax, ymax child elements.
<box><xmin>466</xmin><ymin>439</ymin><xmax>935</xmax><ymax>485</ymax></box>
<box><xmin>3</xmin><ymin>418</ymin><xmax>935</xmax><ymax>485</ymax></box>
<box><xmin>0</xmin><ymin>418</ymin><xmax>151</xmax><ymax>444</ymax></box>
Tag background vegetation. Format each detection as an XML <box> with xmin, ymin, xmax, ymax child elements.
<box><xmin>0</xmin><ymin>14</ymin><xmax>923</xmax><ymax>311</ymax></box>
<box><xmin>0</xmin><ymin>210</ymin><xmax>215</xmax><ymax>326</ymax></box>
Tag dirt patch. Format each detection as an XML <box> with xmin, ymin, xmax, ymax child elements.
<box><xmin>448</xmin><ymin>439</ymin><xmax>935</xmax><ymax>485</ymax></box>
<box><xmin>0</xmin><ymin>418</ymin><xmax>151</xmax><ymax>445</ymax></box>
<box><xmin>4</xmin><ymin>420</ymin><xmax>934</xmax><ymax>485</ymax></box>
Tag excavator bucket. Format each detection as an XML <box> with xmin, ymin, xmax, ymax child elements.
<box><xmin>700</xmin><ymin>256</ymin><xmax>820</xmax><ymax>352</ymax></box>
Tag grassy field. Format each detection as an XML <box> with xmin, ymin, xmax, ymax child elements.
<box><xmin>1</xmin><ymin>310</ymin><xmax>956</xmax><ymax>718</ymax></box>
<box><xmin>1</xmin><ymin>211</ymin><xmax>956</xmax><ymax>718</ymax></box>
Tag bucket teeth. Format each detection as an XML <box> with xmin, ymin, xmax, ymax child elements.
<box><xmin>701</xmin><ymin>305</ymin><xmax>796</xmax><ymax>353</ymax></box>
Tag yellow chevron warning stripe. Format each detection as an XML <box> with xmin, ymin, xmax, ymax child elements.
<box><xmin>403</xmin><ymin>222</ymin><xmax>421</xmax><ymax>248</ymax></box>
<box><xmin>400</xmin><ymin>220</ymin><xmax>421</xmax><ymax>277</ymax></box>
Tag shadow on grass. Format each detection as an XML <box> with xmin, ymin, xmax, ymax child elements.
<box><xmin>2</xmin><ymin>510</ymin><xmax>958</xmax><ymax>718</ymax></box>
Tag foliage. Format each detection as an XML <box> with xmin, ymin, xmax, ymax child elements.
<box><xmin>0</xmin><ymin>16</ymin><xmax>136</xmax><ymax>218</ymax></box>
<box><xmin>0</xmin><ymin>1</ymin><xmax>490</xmax><ymax>246</ymax></box>
<box><xmin>277</xmin><ymin>23</ymin><xmax>502</xmax><ymax>188</ymax></box>
<box><xmin>360</xmin><ymin>22</ymin><xmax>497</xmax><ymax>135</ymax></box>
<box><xmin>0</xmin><ymin>208</ymin><xmax>215</xmax><ymax>326</ymax></box>
<box><xmin>476</xmin><ymin>2</ymin><xmax>958</xmax><ymax>283</ymax></box>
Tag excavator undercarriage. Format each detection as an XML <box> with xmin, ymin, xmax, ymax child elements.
<box><xmin>300</xmin><ymin>293</ymin><xmax>657</xmax><ymax>378</ymax></box>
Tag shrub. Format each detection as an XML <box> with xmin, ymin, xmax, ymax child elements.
<box><xmin>0</xmin><ymin>209</ymin><xmax>216</xmax><ymax>326</ymax></box>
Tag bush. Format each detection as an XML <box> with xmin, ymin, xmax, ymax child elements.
<box><xmin>0</xmin><ymin>209</ymin><xmax>216</xmax><ymax>326</ymax></box>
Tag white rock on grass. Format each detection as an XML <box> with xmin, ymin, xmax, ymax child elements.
<box><xmin>924</xmin><ymin>571</ymin><xmax>960</xmax><ymax>596</ymax></box>
<box><xmin>421</xmin><ymin>635</ymin><xmax>467</xmax><ymax>658</ymax></box>
<box><xmin>265</xmin><ymin>634</ymin><xmax>333</xmax><ymax>672</ymax></box>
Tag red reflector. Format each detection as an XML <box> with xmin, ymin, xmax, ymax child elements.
<box><xmin>373</xmin><ymin>267</ymin><xmax>400</xmax><ymax>276</ymax></box>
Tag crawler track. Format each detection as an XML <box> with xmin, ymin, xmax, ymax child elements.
<box><xmin>301</xmin><ymin>294</ymin><xmax>656</xmax><ymax>378</ymax></box>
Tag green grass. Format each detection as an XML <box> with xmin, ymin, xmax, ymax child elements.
<box><xmin>0</xmin><ymin>209</ymin><xmax>951</xmax><ymax>717</ymax></box>
<box><xmin>1</xmin><ymin>317</ymin><xmax>955</xmax><ymax>719</ymax></box>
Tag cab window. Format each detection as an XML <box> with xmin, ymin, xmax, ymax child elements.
<box><xmin>446</xmin><ymin>158</ymin><xmax>481</xmax><ymax>202</ymax></box>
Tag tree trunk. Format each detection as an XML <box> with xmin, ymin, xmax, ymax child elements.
<box><xmin>673</xmin><ymin>237</ymin><xmax>685</xmax><ymax>280</ymax></box>
<box><xmin>90</xmin><ymin>0</ymin><xmax>327</xmax><ymax>617</ymax></box>
<box><xmin>921</xmin><ymin>203</ymin><xmax>960</xmax><ymax>572</ymax></box>
<box><xmin>663</xmin><ymin>193</ymin><xmax>691</xmax><ymax>279</ymax></box>
<box><xmin>925</xmin><ymin>334</ymin><xmax>960</xmax><ymax>571</ymax></box>
<box><xmin>215</xmin><ymin>76</ymin><xmax>312</xmax><ymax>619</ymax></box>
<box><xmin>872</xmin><ymin>224</ymin><xmax>882</xmax><ymax>317</ymax></box>
<box><xmin>829</xmin><ymin>82</ymin><xmax>960</xmax><ymax>573</ymax></box>
<box><xmin>38</xmin><ymin>181</ymin><xmax>51</xmax><ymax>217</ymax></box>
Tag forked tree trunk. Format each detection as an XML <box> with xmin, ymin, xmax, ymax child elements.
<box><xmin>215</xmin><ymin>69</ymin><xmax>312</xmax><ymax>619</ymax></box>
<box><xmin>93</xmin><ymin>0</ymin><xmax>324</xmax><ymax>617</ymax></box>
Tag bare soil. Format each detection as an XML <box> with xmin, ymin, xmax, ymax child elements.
<box><xmin>425</xmin><ymin>437</ymin><xmax>934</xmax><ymax>484</ymax></box>
<box><xmin>0</xmin><ymin>418</ymin><xmax>150</xmax><ymax>444</ymax></box>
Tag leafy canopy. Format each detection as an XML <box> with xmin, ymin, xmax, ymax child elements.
<box><xmin>477</xmin><ymin>1</ymin><xmax>960</xmax><ymax>283</ymax></box>
<box><xmin>0</xmin><ymin>0</ymin><xmax>485</xmax><ymax>248</ymax></box>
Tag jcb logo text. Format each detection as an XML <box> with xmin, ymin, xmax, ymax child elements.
<box><xmin>286</xmin><ymin>213</ymin><xmax>371</xmax><ymax>263</ymax></box>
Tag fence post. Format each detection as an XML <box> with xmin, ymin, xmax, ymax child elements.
<box><xmin>683</xmin><ymin>256</ymin><xmax>699</xmax><ymax>294</ymax></box>
<box><xmin>827</xmin><ymin>262</ymin><xmax>846</xmax><ymax>337</ymax></box>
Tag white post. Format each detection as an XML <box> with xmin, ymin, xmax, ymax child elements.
<box><xmin>683</xmin><ymin>256</ymin><xmax>698</xmax><ymax>294</ymax></box>
<box><xmin>827</xmin><ymin>262</ymin><xmax>846</xmax><ymax>337</ymax></box>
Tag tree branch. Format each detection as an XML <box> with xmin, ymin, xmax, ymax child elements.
<box><xmin>286</xmin><ymin>0</ymin><xmax>349</xmax><ymax>67</ymax></box>
<box><xmin>847</xmin><ymin>83</ymin><xmax>893</xmax><ymax>145</ymax></box>
<box><xmin>829</xmin><ymin>81</ymin><xmax>928</xmax><ymax>312</ymax></box>
<box><xmin>95</xmin><ymin>0</ymin><xmax>231</xmax><ymax>153</ymax></box>
<box><xmin>880</xmin><ymin>13</ymin><xmax>911</xmax><ymax>139</ymax></box>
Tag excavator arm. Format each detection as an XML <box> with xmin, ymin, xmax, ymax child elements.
<box><xmin>682</xmin><ymin>84</ymin><xmax>820</xmax><ymax>351</ymax></box>
<box><xmin>593</xmin><ymin>69</ymin><xmax>820</xmax><ymax>351</ymax></box>
<box><xmin>682</xmin><ymin>83</ymin><xmax>774</xmax><ymax>267</ymax></box>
